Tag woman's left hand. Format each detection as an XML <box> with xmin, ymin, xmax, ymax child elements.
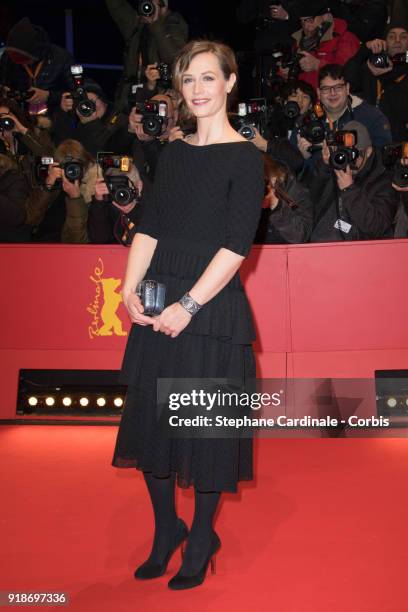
<box><xmin>152</xmin><ymin>302</ymin><xmax>192</xmax><ymax>338</ymax></box>
<box><xmin>62</xmin><ymin>178</ymin><xmax>81</xmax><ymax>198</ymax></box>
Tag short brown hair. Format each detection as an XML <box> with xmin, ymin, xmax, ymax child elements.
<box><xmin>173</xmin><ymin>40</ymin><xmax>238</xmax><ymax>119</ymax></box>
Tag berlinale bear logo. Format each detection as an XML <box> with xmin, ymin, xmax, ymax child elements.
<box><xmin>87</xmin><ymin>258</ymin><xmax>128</xmax><ymax>339</ymax></box>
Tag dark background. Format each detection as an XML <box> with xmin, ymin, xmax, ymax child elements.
<box><xmin>0</xmin><ymin>0</ymin><xmax>256</xmax><ymax>98</ymax></box>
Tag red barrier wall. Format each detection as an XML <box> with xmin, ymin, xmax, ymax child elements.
<box><xmin>1</xmin><ymin>240</ymin><xmax>408</xmax><ymax>420</ymax></box>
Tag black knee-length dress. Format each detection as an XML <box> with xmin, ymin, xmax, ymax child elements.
<box><xmin>112</xmin><ymin>138</ymin><xmax>264</xmax><ymax>492</ymax></box>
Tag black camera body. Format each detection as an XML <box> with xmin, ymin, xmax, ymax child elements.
<box><xmin>69</xmin><ymin>65</ymin><xmax>97</xmax><ymax>118</ymax></box>
<box><xmin>103</xmin><ymin>175</ymin><xmax>139</xmax><ymax>207</ymax></box>
<box><xmin>157</xmin><ymin>62</ymin><xmax>172</xmax><ymax>86</ymax></box>
<box><xmin>232</xmin><ymin>99</ymin><xmax>270</xmax><ymax>140</ymax></box>
<box><xmin>97</xmin><ymin>153</ymin><xmax>139</xmax><ymax>207</ymax></box>
<box><xmin>281</xmin><ymin>52</ymin><xmax>303</xmax><ymax>80</ymax></box>
<box><xmin>283</xmin><ymin>100</ymin><xmax>301</xmax><ymax>120</ymax></box>
<box><xmin>370</xmin><ymin>51</ymin><xmax>408</xmax><ymax>69</ymax></box>
<box><xmin>35</xmin><ymin>156</ymin><xmax>84</xmax><ymax>187</ymax></box>
<box><xmin>382</xmin><ymin>143</ymin><xmax>408</xmax><ymax>188</ymax></box>
<box><xmin>299</xmin><ymin>103</ymin><xmax>326</xmax><ymax>145</ymax></box>
<box><xmin>327</xmin><ymin>130</ymin><xmax>359</xmax><ymax>170</ymax></box>
<box><xmin>135</xmin><ymin>100</ymin><xmax>168</xmax><ymax>137</ymax></box>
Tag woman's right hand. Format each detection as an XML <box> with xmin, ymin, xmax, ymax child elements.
<box><xmin>123</xmin><ymin>291</ymin><xmax>155</xmax><ymax>326</ymax></box>
<box><xmin>168</xmin><ymin>126</ymin><xmax>185</xmax><ymax>142</ymax></box>
<box><xmin>46</xmin><ymin>164</ymin><xmax>63</xmax><ymax>187</ymax></box>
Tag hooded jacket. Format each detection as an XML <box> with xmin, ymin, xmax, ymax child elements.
<box><xmin>309</xmin><ymin>149</ymin><xmax>398</xmax><ymax>242</ymax></box>
<box><xmin>292</xmin><ymin>18</ymin><xmax>360</xmax><ymax>90</ymax></box>
<box><xmin>0</xmin><ymin>18</ymin><xmax>74</xmax><ymax>112</ymax></box>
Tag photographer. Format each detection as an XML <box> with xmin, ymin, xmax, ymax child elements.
<box><xmin>297</xmin><ymin>64</ymin><xmax>392</xmax><ymax>165</ymax></box>
<box><xmin>250</xmin><ymin>80</ymin><xmax>316</xmax><ymax>173</ymax></box>
<box><xmin>307</xmin><ymin>121</ymin><xmax>397</xmax><ymax>241</ymax></box>
<box><xmin>26</xmin><ymin>139</ymin><xmax>97</xmax><ymax>243</ymax></box>
<box><xmin>106</xmin><ymin>0</ymin><xmax>188</xmax><ymax>113</ymax></box>
<box><xmin>0</xmin><ymin>17</ymin><xmax>74</xmax><ymax>114</ymax></box>
<box><xmin>128</xmin><ymin>91</ymin><xmax>178</xmax><ymax>178</ymax></box>
<box><xmin>236</xmin><ymin>1</ymin><xmax>301</xmax><ymax>50</ymax></box>
<box><xmin>344</xmin><ymin>24</ymin><xmax>408</xmax><ymax>141</ymax></box>
<box><xmin>0</xmin><ymin>96</ymin><xmax>53</xmax><ymax>159</ymax></box>
<box><xmin>283</xmin><ymin>2</ymin><xmax>360</xmax><ymax>90</ymax></box>
<box><xmin>392</xmin><ymin>158</ymin><xmax>408</xmax><ymax>237</ymax></box>
<box><xmin>88</xmin><ymin>160</ymin><xmax>149</xmax><ymax>246</ymax></box>
<box><xmin>329</xmin><ymin>0</ymin><xmax>388</xmax><ymax>43</ymax></box>
<box><xmin>0</xmin><ymin>154</ymin><xmax>31</xmax><ymax>242</ymax></box>
<box><xmin>52</xmin><ymin>79</ymin><xmax>136</xmax><ymax>159</ymax></box>
<box><xmin>254</xmin><ymin>154</ymin><xmax>313</xmax><ymax>243</ymax></box>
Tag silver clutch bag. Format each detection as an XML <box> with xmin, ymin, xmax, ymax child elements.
<box><xmin>136</xmin><ymin>280</ymin><xmax>166</xmax><ymax>316</ymax></box>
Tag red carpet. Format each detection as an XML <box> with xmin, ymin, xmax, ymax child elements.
<box><xmin>1</xmin><ymin>425</ymin><xmax>407</xmax><ymax>612</ymax></box>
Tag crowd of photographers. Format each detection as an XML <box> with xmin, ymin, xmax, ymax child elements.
<box><xmin>0</xmin><ymin>0</ymin><xmax>408</xmax><ymax>245</ymax></box>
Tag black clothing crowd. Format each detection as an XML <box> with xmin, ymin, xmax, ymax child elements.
<box><xmin>0</xmin><ymin>0</ymin><xmax>408</xmax><ymax>246</ymax></box>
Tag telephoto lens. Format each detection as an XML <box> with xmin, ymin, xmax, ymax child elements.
<box><xmin>0</xmin><ymin>116</ymin><xmax>15</xmax><ymax>132</ymax></box>
<box><xmin>138</xmin><ymin>0</ymin><xmax>155</xmax><ymax>16</ymax></box>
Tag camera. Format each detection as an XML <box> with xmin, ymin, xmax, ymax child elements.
<box><xmin>0</xmin><ymin>115</ymin><xmax>15</xmax><ymax>132</ymax></box>
<box><xmin>68</xmin><ymin>65</ymin><xmax>97</xmax><ymax>118</ymax></box>
<box><xmin>327</xmin><ymin>130</ymin><xmax>359</xmax><ymax>170</ymax></box>
<box><xmin>299</xmin><ymin>103</ymin><xmax>326</xmax><ymax>145</ymax></box>
<box><xmin>283</xmin><ymin>100</ymin><xmax>301</xmax><ymax>120</ymax></box>
<box><xmin>137</xmin><ymin>0</ymin><xmax>155</xmax><ymax>16</ymax></box>
<box><xmin>232</xmin><ymin>99</ymin><xmax>270</xmax><ymax>140</ymax></box>
<box><xmin>0</xmin><ymin>86</ymin><xmax>34</xmax><ymax>105</ymax></box>
<box><xmin>370</xmin><ymin>51</ymin><xmax>408</xmax><ymax>69</ymax></box>
<box><xmin>97</xmin><ymin>153</ymin><xmax>139</xmax><ymax>207</ymax></box>
<box><xmin>135</xmin><ymin>100</ymin><xmax>168</xmax><ymax>137</ymax></box>
<box><xmin>382</xmin><ymin>142</ymin><xmax>408</xmax><ymax>188</ymax></box>
<box><xmin>35</xmin><ymin>156</ymin><xmax>84</xmax><ymax>187</ymax></box>
<box><xmin>281</xmin><ymin>52</ymin><xmax>303</xmax><ymax>80</ymax></box>
<box><xmin>157</xmin><ymin>62</ymin><xmax>172</xmax><ymax>86</ymax></box>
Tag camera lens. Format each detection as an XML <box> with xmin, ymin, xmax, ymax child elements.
<box><xmin>0</xmin><ymin>117</ymin><xmax>15</xmax><ymax>132</ymax></box>
<box><xmin>238</xmin><ymin>124</ymin><xmax>256</xmax><ymax>140</ymax></box>
<box><xmin>77</xmin><ymin>99</ymin><xmax>96</xmax><ymax>117</ymax></box>
<box><xmin>138</xmin><ymin>0</ymin><xmax>155</xmax><ymax>16</ymax></box>
<box><xmin>284</xmin><ymin>101</ymin><xmax>300</xmax><ymax>120</ymax></box>
<box><xmin>113</xmin><ymin>187</ymin><xmax>132</xmax><ymax>206</ymax></box>
<box><xmin>64</xmin><ymin>162</ymin><xmax>82</xmax><ymax>181</ymax></box>
<box><xmin>143</xmin><ymin>116</ymin><xmax>163</xmax><ymax>137</ymax></box>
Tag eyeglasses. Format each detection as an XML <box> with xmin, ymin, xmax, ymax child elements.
<box><xmin>319</xmin><ymin>84</ymin><xmax>346</xmax><ymax>94</ymax></box>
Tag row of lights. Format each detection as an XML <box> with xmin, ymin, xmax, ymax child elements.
<box><xmin>27</xmin><ymin>396</ymin><xmax>124</xmax><ymax>407</ymax></box>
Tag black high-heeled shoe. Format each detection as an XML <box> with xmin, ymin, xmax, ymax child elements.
<box><xmin>167</xmin><ymin>530</ymin><xmax>221</xmax><ymax>590</ymax></box>
<box><xmin>134</xmin><ymin>518</ymin><xmax>189</xmax><ymax>580</ymax></box>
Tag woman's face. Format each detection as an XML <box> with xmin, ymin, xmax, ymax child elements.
<box><xmin>181</xmin><ymin>52</ymin><xmax>236</xmax><ymax>120</ymax></box>
<box><xmin>287</xmin><ymin>89</ymin><xmax>312</xmax><ymax>116</ymax></box>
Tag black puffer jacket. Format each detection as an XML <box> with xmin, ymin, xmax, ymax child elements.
<box><xmin>0</xmin><ymin>169</ymin><xmax>31</xmax><ymax>242</ymax></box>
<box><xmin>329</xmin><ymin>0</ymin><xmax>388</xmax><ymax>42</ymax></box>
<box><xmin>255</xmin><ymin>172</ymin><xmax>313</xmax><ymax>243</ymax></box>
<box><xmin>308</xmin><ymin>149</ymin><xmax>398</xmax><ymax>242</ymax></box>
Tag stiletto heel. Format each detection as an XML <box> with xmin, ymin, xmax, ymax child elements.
<box><xmin>168</xmin><ymin>530</ymin><xmax>221</xmax><ymax>590</ymax></box>
<box><xmin>134</xmin><ymin>518</ymin><xmax>189</xmax><ymax>580</ymax></box>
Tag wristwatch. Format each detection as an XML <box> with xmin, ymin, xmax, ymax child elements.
<box><xmin>179</xmin><ymin>292</ymin><xmax>202</xmax><ymax>316</ymax></box>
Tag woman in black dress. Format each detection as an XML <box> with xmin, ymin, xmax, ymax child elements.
<box><xmin>112</xmin><ymin>40</ymin><xmax>264</xmax><ymax>590</ymax></box>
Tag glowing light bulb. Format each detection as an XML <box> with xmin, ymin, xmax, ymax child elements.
<box><xmin>28</xmin><ymin>397</ymin><xmax>38</xmax><ymax>406</ymax></box>
<box><xmin>62</xmin><ymin>397</ymin><xmax>72</xmax><ymax>406</ymax></box>
<box><xmin>45</xmin><ymin>397</ymin><xmax>55</xmax><ymax>406</ymax></box>
<box><xmin>97</xmin><ymin>397</ymin><xmax>106</xmax><ymax>407</ymax></box>
<box><xmin>79</xmin><ymin>397</ymin><xmax>89</xmax><ymax>407</ymax></box>
<box><xmin>387</xmin><ymin>397</ymin><xmax>397</xmax><ymax>408</ymax></box>
<box><xmin>114</xmin><ymin>397</ymin><xmax>123</xmax><ymax>407</ymax></box>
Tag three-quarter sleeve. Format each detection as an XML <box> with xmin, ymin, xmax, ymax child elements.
<box><xmin>223</xmin><ymin>144</ymin><xmax>265</xmax><ymax>257</ymax></box>
<box><xmin>135</xmin><ymin>148</ymin><xmax>168</xmax><ymax>240</ymax></box>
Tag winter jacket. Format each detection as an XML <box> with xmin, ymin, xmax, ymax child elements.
<box><xmin>106</xmin><ymin>0</ymin><xmax>188</xmax><ymax>112</ymax></box>
<box><xmin>292</xmin><ymin>18</ymin><xmax>360</xmax><ymax>90</ymax></box>
<box><xmin>0</xmin><ymin>44</ymin><xmax>74</xmax><ymax>113</ymax></box>
<box><xmin>344</xmin><ymin>46</ymin><xmax>408</xmax><ymax>142</ymax></box>
<box><xmin>0</xmin><ymin>169</ymin><xmax>31</xmax><ymax>242</ymax></box>
<box><xmin>236</xmin><ymin>0</ymin><xmax>301</xmax><ymax>51</ymax></box>
<box><xmin>308</xmin><ymin>149</ymin><xmax>398</xmax><ymax>242</ymax></box>
<box><xmin>255</xmin><ymin>172</ymin><xmax>313</xmax><ymax>243</ymax></box>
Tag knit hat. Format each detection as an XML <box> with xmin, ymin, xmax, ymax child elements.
<box><xmin>5</xmin><ymin>17</ymin><xmax>49</xmax><ymax>62</ymax></box>
<box><xmin>342</xmin><ymin>121</ymin><xmax>372</xmax><ymax>152</ymax></box>
<box><xmin>298</xmin><ymin>1</ymin><xmax>331</xmax><ymax>18</ymax></box>
<box><xmin>83</xmin><ymin>79</ymin><xmax>109</xmax><ymax>105</ymax></box>
<box><xmin>384</xmin><ymin>22</ymin><xmax>408</xmax><ymax>37</ymax></box>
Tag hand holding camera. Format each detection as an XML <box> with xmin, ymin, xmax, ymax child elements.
<box><xmin>0</xmin><ymin>111</ymin><xmax>28</xmax><ymax>136</ymax></box>
<box><xmin>45</xmin><ymin>163</ymin><xmax>81</xmax><ymax>197</ymax></box>
<box><xmin>27</xmin><ymin>87</ymin><xmax>50</xmax><ymax>104</ymax></box>
<box><xmin>60</xmin><ymin>92</ymin><xmax>74</xmax><ymax>113</ymax></box>
<box><xmin>269</xmin><ymin>4</ymin><xmax>289</xmax><ymax>21</ymax></box>
<box><xmin>145</xmin><ymin>63</ymin><xmax>161</xmax><ymax>90</ymax></box>
<box><xmin>129</xmin><ymin>108</ymin><xmax>153</xmax><ymax>141</ymax></box>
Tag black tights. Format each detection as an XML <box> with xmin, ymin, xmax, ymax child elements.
<box><xmin>143</xmin><ymin>471</ymin><xmax>221</xmax><ymax>574</ymax></box>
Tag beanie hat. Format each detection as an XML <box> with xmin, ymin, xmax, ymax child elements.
<box><xmin>384</xmin><ymin>22</ymin><xmax>408</xmax><ymax>37</ymax></box>
<box><xmin>298</xmin><ymin>1</ymin><xmax>331</xmax><ymax>18</ymax></box>
<box><xmin>5</xmin><ymin>17</ymin><xmax>49</xmax><ymax>61</ymax></box>
<box><xmin>83</xmin><ymin>79</ymin><xmax>109</xmax><ymax>105</ymax></box>
<box><xmin>343</xmin><ymin>121</ymin><xmax>372</xmax><ymax>152</ymax></box>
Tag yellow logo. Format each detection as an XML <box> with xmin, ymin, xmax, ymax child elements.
<box><xmin>87</xmin><ymin>258</ymin><xmax>128</xmax><ymax>339</ymax></box>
